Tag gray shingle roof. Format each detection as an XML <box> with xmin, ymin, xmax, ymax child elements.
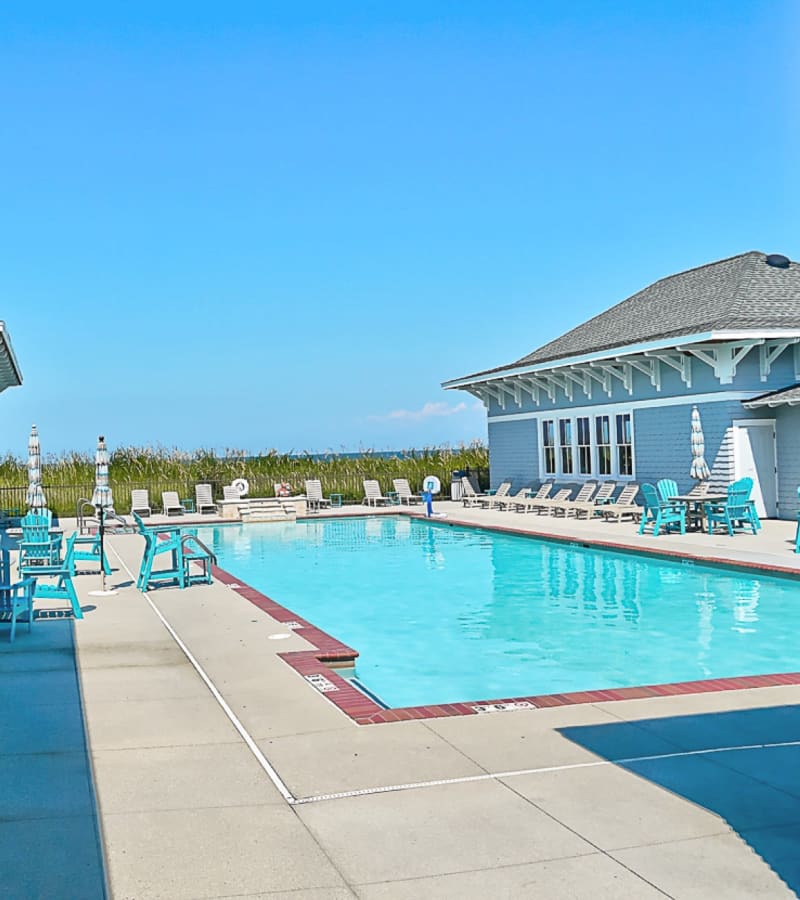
<box><xmin>451</xmin><ymin>251</ymin><xmax>800</xmax><ymax>383</ymax></box>
<box><xmin>743</xmin><ymin>384</ymin><xmax>800</xmax><ymax>408</ymax></box>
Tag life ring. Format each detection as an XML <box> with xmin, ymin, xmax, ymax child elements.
<box><xmin>276</xmin><ymin>482</ymin><xmax>291</xmax><ymax>497</ymax></box>
<box><xmin>232</xmin><ymin>478</ymin><xmax>249</xmax><ymax>497</ymax></box>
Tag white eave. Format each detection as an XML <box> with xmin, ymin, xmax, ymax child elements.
<box><xmin>0</xmin><ymin>322</ymin><xmax>23</xmax><ymax>392</ymax></box>
<box><xmin>442</xmin><ymin>331</ymin><xmax>800</xmax><ymax>411</ymax></box>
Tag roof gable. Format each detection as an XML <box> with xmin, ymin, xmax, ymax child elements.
<box><xmin>450</xmin><ymin>251</ymin><xmax>800</xmax><ymax>383</ymax></box>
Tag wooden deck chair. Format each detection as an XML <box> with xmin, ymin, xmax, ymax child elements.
<box><xmin>130</xmin><ymin>489</ymin><xmax>152</xmax><ymax>517</ymax></box>
<box><xmin>514</xmin><ymin>483</ymin><xmax>553</xmax><ymax>512</ymax></box>
<box><xmin>480</xmin><ymin>482</ymin><xmax>512</xmax><ymax>509</ymax></box>
<box><xmin>553</xmin><ymin>483</ymin><xmax>597</xmax><ymax>517</ymax></box>
<box><xmin>600</xmin><ymin>483</ymin><xmax>641</xmax><ymax>522</ymax></box>
<box><xmin>305</xmin><ymin>480</ymin><xmax>332</xmax><ymax>512</ymax></box>
<box><xmin>0</xmin><ymin>578</ymin><xmax>35</xmax><ymax>641</ymax></box>
<box><xmin>161</xmin><ymin>491</ymin><xmax>184</xmax><ymax>517</ymax></box>
<box><xmin>195</xmin><ymin>484</ymin><xmax>218</xmax><ymax>515</ymax></box>
<box><xmin>392</xmin><ymin>478</ymin><xmax>422</xmax><ymax>505</ymax></box>
<box><xmin>565</xmin><ymin>481</ymin><xmax>617</xmax><ymax>519</ymax></box>
<box><xmin>529</xmin><ymin>488</ymin><xmax>573</xmax><ymax>515</ymax></box>
<box><xmin>363</xmin><ymin>480</ymin><xmax>390</xmax><ymax>507</ymax></box>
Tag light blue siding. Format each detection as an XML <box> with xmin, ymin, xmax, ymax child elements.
<box><xmin>776</xmin><ymin>407</ymin><xmax>800</xmax><ymax>519</ymax></box>
<box><xmin>488</xmin><ymin>418</ymin><xmax>539</xmax><ymax>490</ymax></box>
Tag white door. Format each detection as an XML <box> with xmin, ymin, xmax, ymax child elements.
<box><xmin>734</xmin><ymin>420</ymin><xmax>777</xmax><ymax>518</ymax></box>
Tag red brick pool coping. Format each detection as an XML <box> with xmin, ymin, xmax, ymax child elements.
<box><xmin>211</xmin><ymin>512</ymin><xmax>800</xmax><ymax>725</ymax></box>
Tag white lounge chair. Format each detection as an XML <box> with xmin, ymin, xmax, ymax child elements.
<box><xmin>130</xmin><ymin>489</ymin><xmax>152</xmax><ymax>517</ymax></box>
<box><xmin>514</xmin><ymin>483</ymin><xmax>553</xmax><ymax>513</ymax></box>
<box><xmin>195</xmin><ymin>484</ymin><xmax>218</xmax><ymax>515</ymax></box>
<box><xmin>305</xmin><ymin>479</ymin><xmax>332</xmax><ymax>513</ymax></box>
<box><xmin>553</xmin><ymin>483</ymin><xmax>598</xmax><ymax>517</ymax></box>
<box><xmin>569</xmin><ymin>481</ymin><xmax>617</xmax><ymax>519</ymax></box>
<box><xmin>460</xmin><ymin>477</ymin><xmax>488</xmax><ymax>507</ymax></box>
<box><xmin>392</xmin><ymin>478</ymin><xmax>422</xmax><ymax>505</ymax></box>
<box><xmin>529</xmin><ymin>488</ymin><xmax>573</xmax><ymax>515</ymax></box>
<box><xmin>363</xmin><ymin>480</ymin><xmax>390</xmax><ymax>507</ymax></box>
<box><xmin>490</xmin><ymin>487</ymin><xmax>530</xmax><ymax>511</ymax></box>
<box><xmin>223</xmin><ymin>485</ymin><xmax>241</xmax><ymax>502</ymax></box>
<box><xmin>480</xmin><ymin>482</ymin><xmax>512</xmax><ymax>509</ymax></box>
<box><xmin>161</xmin><ymin>491</ymin><xmax>184</xmax><ymax>517</ymax></box>
<box><xmin>600</xmin><ymin>484</ymin><xmax>641</xmax><ymax>522</ymax></box>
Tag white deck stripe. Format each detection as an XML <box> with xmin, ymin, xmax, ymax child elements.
<box><xmin>106</xmin><ymin>541</ymin><xmax>800</xmax><ymax>809</ymax></box>
<box><xmin>107</xmin><ymin>542</ymin><xmax>297</xmax><ymax>804</ymax></box>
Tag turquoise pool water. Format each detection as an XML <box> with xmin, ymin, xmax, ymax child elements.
<box><xmin>197</xmin><ymin>517</ymin><xmax>800</xmax><ymax>708</ymax></box>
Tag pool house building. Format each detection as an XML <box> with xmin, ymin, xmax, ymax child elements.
<box><xmin>444</xmin><ymin>251</ymin><xmax>800</xmax><ymax>520</ymax></box>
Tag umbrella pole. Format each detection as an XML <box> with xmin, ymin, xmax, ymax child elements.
<box><xmin>99</xmin><ymin>506</ymin><xmax>105</xmax><ymax>593</ymax></box>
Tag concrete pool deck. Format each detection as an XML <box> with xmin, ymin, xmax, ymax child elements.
<box><xmin>3</xmin><ymin>510</ymin><xmax>800</xmax><ymax>897</ymax></box>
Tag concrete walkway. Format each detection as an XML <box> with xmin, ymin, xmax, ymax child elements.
<box><xmin>2</xmin><ymin>512</ymin><xmax>800</xmax><ymax>898</ymax></box>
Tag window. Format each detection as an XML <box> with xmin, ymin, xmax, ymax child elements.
<box><xmin>540</xmin><ymin>410</ymin><xmax>634</xmax><ymax>478</ymax></box>
<box><xmin>559</xmin><ymin>419</ymin><xmax>573</xmax><ymax>474</ymax></box>
<box><xmin>595</xmin><ymin>415</ymin><xmax>612</xmax><ymax>475</ymax></box>
<box><xmin>577</xmin><ymin>417</ymin><xmax>592</xmax><ymax>475</ymax></box>
<box><xmin>616</xmin><ymin>413</ymin><xmax>633</xmax><ymax>475</ymax></box>
<box><xmin>542</xmin><ymin>420</ymin><xmax>556</xmax><ymax>474</ymax></box>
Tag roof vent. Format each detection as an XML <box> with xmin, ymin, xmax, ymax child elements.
<box><xmin>765</xmin><ymin>254</ymin><xmax>791</xmax><ymax>269</ymax></box>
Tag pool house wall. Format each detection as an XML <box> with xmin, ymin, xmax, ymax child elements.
<box><xmin>485</xmin><ymin>348</ymin><xmax>798</xmax><ymax>519</ymax></box>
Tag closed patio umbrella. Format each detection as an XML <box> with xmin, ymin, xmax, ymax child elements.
<box><xmin>90</xmin><ymin>435</ymin><xmax>116</xmax><ymax>595</ymax></box>
<box><xmin>26</xmin><ymin>424</ymin><xmax>46</xmax><ymax>512</ymax></box>
<box><xmin>690</xmin><ymin>405</ymin><xmax>711</xmax><ymax>481</ymax></box>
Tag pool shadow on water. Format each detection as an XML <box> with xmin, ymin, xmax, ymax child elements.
<box><xmin>0</xmin><ymin>617</ymin><xmax>107</xmax><ymax>899</ymax></box>
<box><xmin>558</xmin><ymin>704</ymin><xmax>800</xmax><ymax>896</ymax></box>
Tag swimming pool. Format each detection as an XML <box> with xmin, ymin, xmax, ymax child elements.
<box><xmin>197</xmin><ymin>517</ymin><xmax>800</xmax><ymax>709</ymax></box>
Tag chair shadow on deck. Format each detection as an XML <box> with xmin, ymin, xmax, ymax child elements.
<box><xmin>0</xmin><ymin>616</ymin><xmax>107</xmax><ymax>899</ymax></box>
<box><xmin>558</xmin><ymin>704</ymin><xmax>800</xmax><ymax>896</ymax></box>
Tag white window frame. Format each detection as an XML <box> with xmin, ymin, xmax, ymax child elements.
<box><xmin>537</xmin><ymin>407</ymin><xmax>636</xmax><ymax>480</ymax></box>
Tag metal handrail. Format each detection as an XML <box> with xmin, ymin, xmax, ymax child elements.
<box><xmin>181</xmin><ymin>534</ymin><xmax>217</xmax><ymax>565</ymax></box>
<box><xmin>76</xmin><ymin>498</ymin><xmax>95</xmax><ymax>535</ymax></box>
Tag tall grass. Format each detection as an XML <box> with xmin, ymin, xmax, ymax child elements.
<box><xmin>0</xmin><ymin>443</ymin><xmax>489</xmax><ymax>515</ymax></box>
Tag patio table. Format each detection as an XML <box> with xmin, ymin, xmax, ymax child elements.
<box><xmin>669</xmin><ymin>494</ymin><xmax>728</xmax><ymax>532</ymax></box>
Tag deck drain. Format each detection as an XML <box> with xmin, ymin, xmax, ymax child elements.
<box><xmin>472</xmin><ymin>701</ymin><xmax>537</xmax><ymax>714</ymax></box>
<box><xmin>304</xmin><ymin>673</ymin><xmax>339</xmax><ymax>693</ymax></box>
<box><xmin>267</xmin><ymin>633</ymin><xmax>292</xmax><ymax>640</ymax></box>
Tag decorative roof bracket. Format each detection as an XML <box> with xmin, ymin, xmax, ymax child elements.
<box><xmin>759</xmin><ymin>339</ymin><xmax>796</xmax><ymax>382</ymax></box>
<box><xmin>680</xmin><ymin>340</ymin><xmax>762</xmax><ymax>385</ymax></box>
<box><xmin>624</xmin><ymin>356</ymin><xmax>661</xmax><ymax>391</ymax></box>
<box><xmin>644</xmin><ymin>351</ymin><xmax>692</xmax><ymax>388</ymax></box>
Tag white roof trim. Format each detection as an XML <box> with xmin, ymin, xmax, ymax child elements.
<box><xmin>443</xmin><ymin>329</ymin><xmax>800</xmax><ymax>390</ymax></box>
<box><xmin>0</xmin><ymin>322</ymin><xmax>22</xmax><ymax>392</ymax></box>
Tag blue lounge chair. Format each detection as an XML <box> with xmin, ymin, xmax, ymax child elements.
<box><xmin>704</xmin><ymin>477</ymin><xmax>759</xmax><ymax>536</ymax></box>
<box><xmin>18</xmin><ymin>512</ymin><xmax>62</xmax><ymax>568</ymax></box>
<box><xmin>25</xmin><ymin>535</ymin><xmax>82</xmax><ymax>619</ymax></box>
<box><xmin>0</xmin><ymin>578</ymin><xmax>35</xmax><ymax>641</ymax></box>
<box><xmin>656</xmin><ymin>479</ymin><xmax>679</xmax><ymax>503</ymax></box>
<box><xmin>638</xmin><ymin>483</ymin><xmax>686</xmax><ymax>536</ymax></box>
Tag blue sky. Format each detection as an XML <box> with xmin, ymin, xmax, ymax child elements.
<box><xmin>0</xmin><ymin>1</ymin><xmax>796</xmax><ymax>456</ymax></box>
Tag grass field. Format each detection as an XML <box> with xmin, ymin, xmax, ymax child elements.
<box><xmin>1</xmin><ymin>443</ymin><xmax>489</xmax><ymax>515</ymax></box>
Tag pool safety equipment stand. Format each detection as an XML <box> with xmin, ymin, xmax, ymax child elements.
<box><xmin>422</xmin><ymin>475</ymin><xmax>441</xmax><ymax>517</ymax></box>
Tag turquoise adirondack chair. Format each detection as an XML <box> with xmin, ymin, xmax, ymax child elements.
<box><xmin>134</xmin><ymin>513</ymin><xmax>215</xmax><ymax>591</ymax></box>
<box><xmin>70</xmin><ymin>532</ymin><xmax>112</xmax><ymax>576</ymax></box>
<box><xmin>26</xmin><ymin>534</ymin><xmax>82</xmax><ymax>619</ymax></box>
<box><xmin>656</xmin><ymin>479</ymin><xmax>679</xmax><ymax>503</ymax></box>
<box><xmin>0</xmin><ymin>577</ymin><xmax>35</xmax><ymax>641</ymax></box>
<box><xmin>704</xmin><ymin>478</ymin><xmax>759</xmax><ymax>536</ymax></box>
<box><xmin>18</xmin><ymin>512</ymin><xmax>62</xmax><ymax>568</ymax></box>
<box><xmin>638</xmin><ymin>483</ymin><xmax>686</xmax><ymax>536</ymax></box>
<box><xmin>795</xmin><ymin>486</ymin><xmax>800</xmax><ymax>554</ymax></box>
